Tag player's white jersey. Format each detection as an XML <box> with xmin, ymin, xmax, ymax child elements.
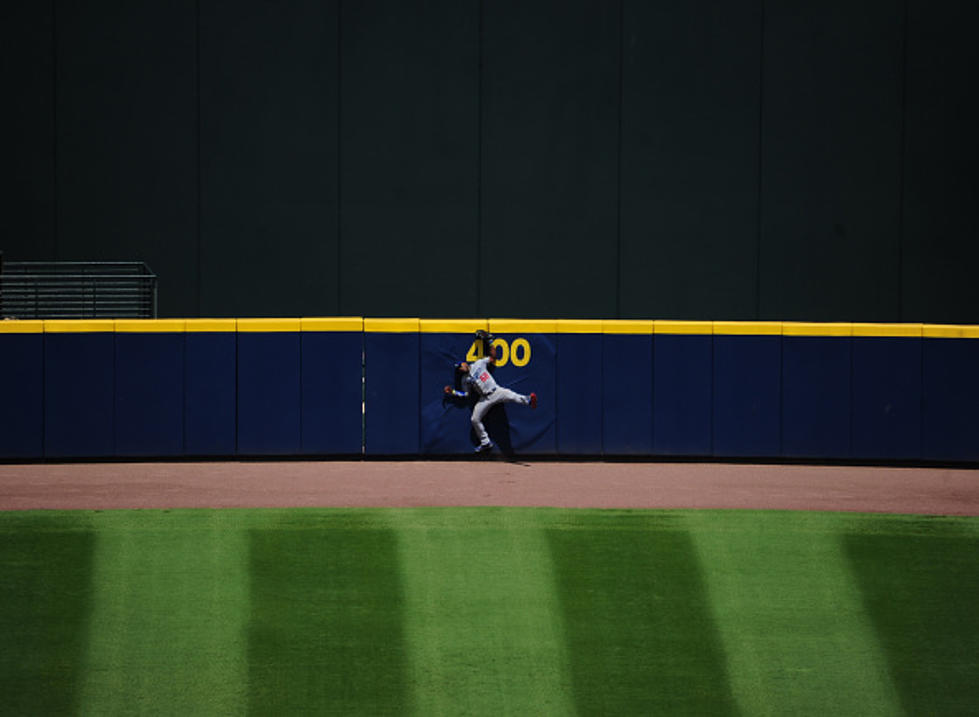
<box><xmin>466</xmin><ymin>357</ymin><xmax>498</xmax><ymax>396</ymax></box>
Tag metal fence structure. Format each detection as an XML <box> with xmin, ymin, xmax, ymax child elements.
<box><xmin>0</xmin><ymin>259</ymin><xmax>157</xmax><ymax>319</ymax></box>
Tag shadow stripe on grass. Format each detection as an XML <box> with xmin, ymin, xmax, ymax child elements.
<box><xmin>844</xmin><ymin>518</ymin><xmax>979</xmax><ymax>716</ymax></box>
<box><xmin>247</xmin><ymin>523</ymin><xmax>407</xmax><ymax>715</ymax></box>
<box><xmin>0</xmin><ymin>514</ymin><xmax>94</xmax><ymax>715</ymax></box>
<box><xmin>547</xmin><ymin>513</ymin><xmax>738</xmax><ymax>716</ymax></box>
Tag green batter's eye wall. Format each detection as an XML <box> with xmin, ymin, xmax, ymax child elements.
<box><xmin>1</xmin><ymin>319</ymin><xmax>977</xmax><ymax>462</ymax></box>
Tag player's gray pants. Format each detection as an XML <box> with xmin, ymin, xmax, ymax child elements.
<box><xmin>472</xmin><ymin>388</ymin><xmax>531</xmax><ymax>446</ymax></box>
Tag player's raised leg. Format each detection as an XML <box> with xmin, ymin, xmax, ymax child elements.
<box><xmin>495</xmin><ymin>388</ymin><xmax>537</xmax><ymax>408</ymax></box>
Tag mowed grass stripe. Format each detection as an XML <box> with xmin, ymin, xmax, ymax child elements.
<box><xmin>689</xmin><ymin>511</ymin><xmax>901</xmax><ymax>716</ymax></box>
<box><xmin>845</xmin><ymin>517</ymin><xmax>979</xmax><ymax>716</ymax></box>
<box><xmin>0</xmin><ymin>513</ymin><xmax>94</xmax><ymax>715</ymax></box>
<box><xmin>548</xmin><ymin>512</ymin><xmax>738</xmax><ymax>715</ymax></box>
<box><xmin>4</xmin><ymin>507</ymin><xmax>979</xmax><ymax>716</ymax></box>
<box><xmin>390</xmin><ymin>508</ymin><xmax>575</xmax><ymax>716</ymax></box>
<box><xmin>78</xmin><ymin>511</ymin><xmax>249</xmax><ymax>715</ymax></box>
<box><xmin>247</xmin><ymin>516</ymin><xmax>407</xmax><ymax>715</ymax></box>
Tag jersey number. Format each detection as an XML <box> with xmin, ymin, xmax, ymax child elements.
<box><xmin>466</xmin><ymin>337</ymin><xmax>531</xmax><ymax>367</ymax></box>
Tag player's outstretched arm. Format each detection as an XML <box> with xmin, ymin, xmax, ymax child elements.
<box><xmin>446</xmin><ymin>362</ymin><xmax>469</xmax><ymax>398</ymax></box>
<box><xmin>475</xmin><ymin>329</ymin><xmax>497</xmax><ymax>364</ymax></box>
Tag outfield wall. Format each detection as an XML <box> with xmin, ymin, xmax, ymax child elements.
<box><xmin>1</xmin><ymin>319</ymin><xmax>977</xmax><ymax>462</ymax></box>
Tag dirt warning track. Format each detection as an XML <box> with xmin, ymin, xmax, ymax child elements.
<box><xmin>0</xmin><ymin>460</ymin><xmax>977</xmax><ymax>515</ymax></box>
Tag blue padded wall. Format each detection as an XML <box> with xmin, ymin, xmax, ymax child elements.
<box><xmin>556</xmin><ymin>333</ymin><xmax>603</xmax><ymax>455</ymax></box>
<box><xmin>781</xmin><ymin>336</ymin><xmax>851</xmax><ymax>458</ymax></box>
<box><xmin>488</xmin><ymin>331</ymin><xmax>557</xmax><ymax>455</ymax></box>
<box><xmin>922</xmin><ymin>338</ymin><xmax>979</xmax><ymax>461</ymax></box>
<box><xmin>115</xmin><ymin>332</ymin><xmax>184</xmax><ymax>456</ymax></box>
<box><xmin>653</xmin><ymin>333</ymin><xmax>712</xmax><ymax>456</ymax></box>
<box><xmin>0</xmin><ymin>333</ymin><xmax>44</xmax><ymax>458</ymax></box>
<box><xmin>851</xmin><ymin>337</ymin><xmax>922</xmax><ymax>460</ymax></box>
<box><xmin>44</xmin><ymin>332</ymin><xmax>115</xmax><ymax>458</ymax></box>
<box><xmin>301</xmin><ymin>331</ymin><xmax>363</xmax><ymax>454</ymax></box>
<box><xmin>237</xmin><ymin>332</ymin><xmax>301</xmax><ymax>455</ymax></box>
<box><xmin>420</xmin><ymin>331</ymin><xmax>480</xmax><ymax>455</ymax></box>
<box><xmin>713</xmin><ymin>335</ymin><xmax>781</xmax><ymax>457</ymax></box>
<box><xmin>184</xmin><ymin>332</ymin><xmax>236</xmax><ymax>456</ymax></box>
<box><xmin>4</xmin><ymin>321</ymin><xmax>975</xmax><ymax>463</ymax></box>
<box><xmin>602</xmin><ymin>334</ymin><xmax>653</xmax><ymax>455</ymax></box>
<box><xmin>365</xmin><ymin>332</ymin><xmax>420</xmax><ymax>455</ymax></box>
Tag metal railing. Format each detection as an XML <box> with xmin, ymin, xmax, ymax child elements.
<box><xmin>0</xmin><ymin>260</ymin><xmax>158</xmax><ymax>319</ymax></box>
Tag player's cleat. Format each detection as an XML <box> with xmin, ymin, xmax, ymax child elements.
<box><xmin>475</xmin><ymin>442</ymin><xmax>494</xmax><ymax>453</ymax></box>
<box><xmin>529</xmin><ymin>392</ymin><xmax>538</xmax><ymax>409</ymax></box>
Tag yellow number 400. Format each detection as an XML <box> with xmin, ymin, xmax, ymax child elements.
<box><xmin>466</xmin><ymin>337</ymin><xmax>531</xmax><ymax>367</ymax></box>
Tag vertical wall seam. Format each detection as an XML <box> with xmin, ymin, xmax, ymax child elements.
<box><xmin>41</xmin><ymin>333</ymin><xmax>47</xmax><ymax>457</ymax></box>
<box><xmin>709</xmin><ymin>334</ymin><xmax>715</xmax><ymax>456</ymax></box>
<box><xmin>598</xmin><ymin>333</ymin><xmax>608</xmax><ymax>456</ymax></box>
<box><xmin>182</xmin><ymin>333</ymin><xmax>187</xmax><ymax>455</ymax></box>
<box><xmin>195</xmin><ymin>0</ymin><xmax>202</xmax><ymax>317</ymax></box>
<box><xmin>777</xmin><ymin>334</ymin><xmax>784</xmax><ymax>457</ymax></box>
<box><xmin>361</xmin><ymin>331</ymin><xmax>366</xmax><ymax>455</ymax></box>
<box><xmin>615</xmin><ymin>0</ymin><xmax>624</xmax><ymax>319</ymax></box>
<box><xmin>52</xmin><ymin>0</ymin><xmax>58</xmax><ymax>259</ymax></box>
<box><xmin>234</xmin><ymin>332</ymin><xmax>239</xmax><ymax>455</ymax></box>
<box><xmin>476</xmin><ymin>0</ymin><xmax>483</xmax><ymax>316</ymax></box>
<box><xmin>111</xmin><ymin>334</ymin><xmax>117</xmax><ymax>457</ymax></box>
<box><xmin>416</xmin><ymin>335</ymin><xmax>422</xmax><ymax>456</ymax></box>
<box><xmin>754</xmin><ymin>0</ymin><xmax>766</xmax><ymax>320</ymax></box>
<box><xmin>897</xmin><ymin>0</ymin><xmax>909</xmax><ymax>321</ymax></box>
<box><xmin>337</xmin><ymin>0</ymin><xmax>343</xmax><ymax>315</ymax></box>
<box><xmin>299</xmin><ymin>332</ymin><xmax>304</xmax><ymax>453</ymax></box>
<box><xmin>848</xmin><ymin>336</ymin><xmax>855</xmax><ymax>457</ymax></box>
<box><xmin>649</xmin><ymin>332</ymin><xmax>655</xmax><ymax>454</ymax></box>
<box><xmin>554</xmin><ymin>335</ymin><xmax>560</xmax><ymax>452</ymax></box>
<box><xmin>918</xmin><ymin>336</ymin><xmax>924</xmax><ymax>460</ymax></box>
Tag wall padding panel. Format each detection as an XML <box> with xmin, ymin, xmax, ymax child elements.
<box><xmin>851</xmin><ymin>333</ymin><xmax>922</xmax><ymax>460</ymax></box>
<box><xmin>0</xmin><ymin>328</ymin><xmax>44</xmax><ymax>458</ymax></box>
<box><xmin>419</xmin><ymin>326</ymin><xmax>484</xmax><ymax>455</ymax></box>
<box><xmin>236</xmin><ymin>325</ymin><xmax>302</xmax><ymax>455</ymax></box>
<box><xmin>602</xmin><ymin>325</ymin><xmax>653</xmax><ymax>455</ymax></box>
<box><xmin>365</xmin><ymin>322</ymin><xmax>420</xmax><ymax>455</ymax></box>
<box><xmin>301</xmin><ymin>329</ymin><xmax>363</xmax><ymax>455</ymax></box>
<box><xmin>781</xmin><ymin>335</ymin><xmax>851</xmax><ymax>458</ymax></box>
<box><xmin>114</xmin><ymin>331</ymin><xmax>185</xmax><ymax>456</ymax></box>
<box><xmin>653</xmin><ymin>332</ymin><xmax>712</xmax><ymax>456</ymax></box>
<box><xmin>488</xmin><ymin>321</ymin><xmax>557</xmax><ymax>455</ymax></box>
<box><xmin>184</xmin><ymin>327</ymin><xmax>237</xmax><ymax>456</ymax></box>
<box><xmin>44</xmin><ymin>328</ymin><xmax>115</xmax><ymax>458</ymax></box>
<box><xmin>556</xmin><ymin>328</ymin><xmax>603</xmax><ymax>455</ymax></box>
<box><xmin>713</xmin><ymin>328</ymin><xmax>781</xmax><ymax>457</ymax></box>
<box><xmin>921</xmin><ymin>336</ymin><xmax>979</xmax><ymax>461</ymax></box>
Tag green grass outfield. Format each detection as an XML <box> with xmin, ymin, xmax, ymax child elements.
<box><xmin>1</xmin><ymin>507</ymin><xmax>977</xmax><ymax>716</ymax></box>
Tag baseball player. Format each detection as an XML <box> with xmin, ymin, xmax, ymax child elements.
<box><xmin>444</xmin><ymin>330</ymin><xmax>537</xmax><ymax>452</ymax></box>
